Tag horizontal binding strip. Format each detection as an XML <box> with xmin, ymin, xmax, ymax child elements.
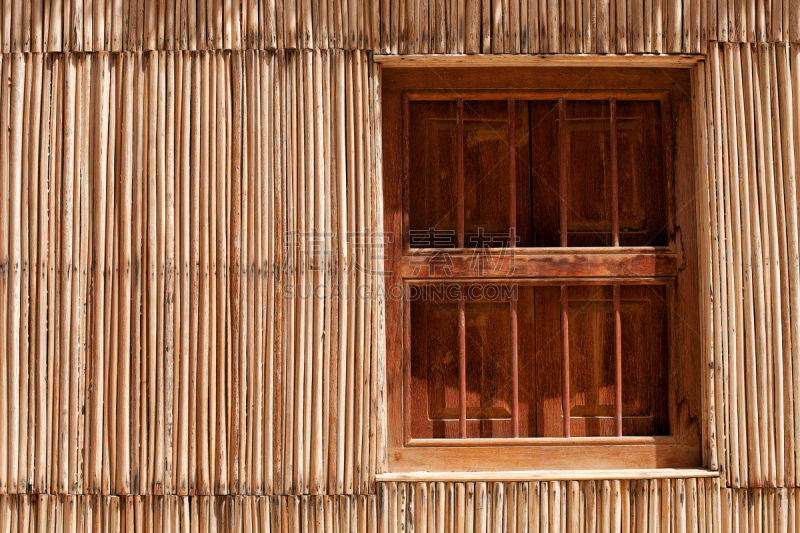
<box><xmin>373</xmin><ymin>54</ymin><xmax>704</xmax><ymax>68</ymax></box>
<box><xmin>376</xmin><ymin>468</ymin><xmax>720</xmax><ymax>483</ymax></box>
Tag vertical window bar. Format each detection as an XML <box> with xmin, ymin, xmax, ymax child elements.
<box><xmin>614</xmin><ymin>285</ymin><xmax>622</xmax><ymax>436</ymax></box>
<box><xmin>611</xmin><ymin>98</ymin><xmax>619</xmax><ymax>246</ymax></box>
<box><xmin>509</xmin><ymin>98</ymin><xmax>517</xmax><ymax>246</ymax></box>
<box><xmin>508</xmin><ymin>98</ymin><xmax>519</xmax><ymax>438</ymax></box>
<box><xmin>457</xmin><ymin>98</ymin><xmax>465</xmax><ymax>248</ymax></box>
<box><xmin>611</xmin><ymin>98</ymin><xmax>623</xmax><ymax>437</ymax></box>
<box><xmin>510</xmin><ymin>297</ymin><xmax>519</xmax><ymax>438</ymax></box>
<box><xmin>459</xmin><ymin>293</ymin><xmax>467</xmax><ymax>438</ymax></box>
<box><xmin>558</xmin><ymin>98</ymin><xmax>570</xmax><ymax>438</ymax></box>
<box><xmin>561</xmin><ymin>285</ymin><xmax>570</xmax><ymax>438</ymax></box>
<box><xmin>558</xmin><ymin>98</ymin><xmax>568</xmax><ymax>247</ymax></box>
<box><xmin>457</xmin><ymin>99</ymin><xmax>467</xmax><ymax>438</ymax></box>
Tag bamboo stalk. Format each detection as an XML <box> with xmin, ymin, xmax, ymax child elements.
<box><xmin>321</xmin><ymin>50</ymin><xmax>334</xmax><ymax>498</ymax></box>
<box><xmin>538</xmin><ymin>481</ymin><xmax>548</xmax><ymax>533</ymax></box>
<box><xmin>214</xmin><ymin>51</ymin><xmax>229</xmax><ymax>496</ymax></box>
<box><xmin>240</xmin><ymin>49</ymin><xmax>253</xmax><ymax>499</ymax></box>
<box><xmin>164</xmin><ymin>49</ymin><xmax>176</xmax><ymax>497</ymax></box>
<box><xmin>791</xmin><ymin>0</ymin><xmax>800</xmax><ymax>42</ymax></box>
<box><xmin>188</xmin><ymin>50</ymin><xmax>200</xmax><ymax>495</ymax></box>
<box><xmin>783</xmin><ymin>43</ymin><xmax>798</xmax><ymax>488</ymax></box>
<box><xmin>175</xmin><ymin>51</ymin><xmax>188</xmax><ymax>495</ymax></box>
<box><xmin>329</xmin><ymin>49</ymin><xmax>345</xmax><ymax>497</ymax></box>
<box><xmin>595</xmin><ymin>0</ymin><xmax>608</xmax><ymax>53</ymax></box>
<box><xmin>693</xmin><ymin>61</ymin><xmax>718</xmax><ymax>475</ymax></box>
<box><xmin>568</xmin><ymin>480</ymin><xmax>580</xmax><ymax>532</ymax></box>
<box><xmin>49</xmin><ymin>56</ymin><xmax>62</xmax><ymax>496</ymax></box>
<box><xmin>198</xmin><ymin>50</ymin><xmax>211</xmax><ymax>496</ymax></box>
<box><xmin>145</xmin><ymin>50</ymin><xmax>159</xmax><ymax>495</ymax></box>
<box><xmin>413</xmin><ymin>482</ymin><xmax>433</xmax><ymax>533</ymax></box>
<box><xmin>733</xmin><ymin>42</ymin><xmax>767</xmax><ymax>486</ymax></box>
<box><xmin>548</xmin><ymin>0</ymin><xmax>560</xmax><ymax>51</ymax></box>
<box><xmin>18</xmin><ymin>54</ymin><xmax>32</xmax><ymax>494</ymax></box>
<box><xmin>101</xmin><ymin>56</ymin><xmax>117</xmax><ymax>497</ymax></box>
<box><xmin>70</xmin><ymin>53</ymin><xmax>88</xmax><ymax>496</ymax></box>
<box><xmin>7</xmin><ymin>51</ymin><xmax>25</xmax><ymax>497</ymax></box>
<box><xmin>152</xmin><ymin>50</ymin><xmax>167</xmax><ymax>497</ymax></box>
<box><xmin>285</xmin><ymin>51</ymin><xmax>301</xmax><ymax>496</ymax></box>
<box><xmin>617</xmin><ymin>0</ymin><xmax>627</xmax><ymax>52</ymax></box>
<box><xmin>282</xmin><ymin>50</ymin><xmax>295</xmax><ymax>497</ymax></box>
<box><xmin>723</xmin><ymin>42</ymin><xmax>749</xmax><ymax>488</ymax></box>
<box><xmin>272</xmin><ymin>50</ymin><xmax>284</xmax><ymax>496</ymax></box>
<box><xmin>711</xmin><ymin>43</ymin><xmax>738</xmax><ymax>488</ymax></box>
<box><xmin>367</xmin><ymin>53</ymin><xmax>379</xmax><ymax>496</ymax></box>
<box><xmin>116</xmin><ymin>51</ymin><xmax>134</xmax><ymax>496</ymax></box>
<box><xmin>173</xmin><ymin>54</ymin><xmax>184</xmax><ymax>491</ymax></box>
<box><xmin>240</xmin><ymin>50</ymin><xmax>253</xmax><ymax>497</ymax></box>
<box><xmin>298</xmin><ymin>46</ymin><xmax>322</xmax><ymax>492</ymax></box>
<box><xmin>42</xmin><ymin>56</ymin><xmax>58</xmax><ymax>496</ymax></box>
<box><xmin>230</xmin><ymin>50</ymin><xmax>243</xmax><ymax>496</ymax></box>
<box><xmin>777</xmin><ymin>41</ymin><xmax>800</xmax><ymax>496</ymax></box>
<box><xmin>309</xmin><ymin>49</ymin><xmax>326</xmax><ymax>496</ymax></box>
<box><xmin>47</xmin><ymin>58</ymin><xmax>64</xmax><ymax>491</ymax></box>
<box><xmin>621</xmin><ymin>480</ymin><xmax>630</xmax><ymax>533</ymax></box>
<box><xmin>0</xmin><ymin>56</ymin><xmax>8</xmax><ymax>495</ymax></box>
<box><xmin>344</xmin><ymin>50</ymin><xmax>357</xmax><ymax>496</ymax></box>
<box><xmin>57</xmin><ymin>53</ymin><xmax>76</xmax><ymax>496</ymax></box>
<box><xmin>324</xmin><ymin>51</ymin><xmax>338</xmax><ymax>497</ymax></box>
<box><xmin>197</xmin><ymin>0</ymin><xmax>207</xmax><ymax>48</ymax></box>
<box><xmin>250</xmin><ymin>50</ymin><xmax>265</xmax><ymax>497</ymax></box>
<box><xmin>84</xmin><ymin>52</ymin><xmax>105</xmax><ymax>494</ymax></box>
<box><xmin>140</xmin><ymin>52</ymin><xmax>152</xmax><ymax>494</ymax></box>
<box><xmin>128</xmin><ymin>52</ymin><xmax>143</xmax><ymax>496</ymax></box>
<box><xmin>631</xmin><ymin>0</ymin><xmax>643</xmax><ymax>51</ymax></box>
<box><xmin>702</xmin><ymin>55</ymin><xmax>724</xmax><ymax>479</ymax></box>
<box><xmin>207</xmin><ymin>48</ymin><xmax>219</xmax><ymax>495</ymax></box>
<box><xmin>33</xmin><ymin>54</ymin><xmax>52</xmax><ymax>494</ymax></box>
<box><xmin>359</xmin><ymin>49</ymin><xmax>372</xmax><ymax>496</ymax></box>
<box><xmin>748</xmin><ymin>46</ymin><xmax>778</xmax><ymax>487</ymax></box>
<box><xmin>699</xmin><ymin>476</ymin><xmax>708</xmax><ymax>533</ymax></box>
<box><xmin>177</xmin><ymin>50</ymin><xmax>191</xmax><ymax>496</ymax></box>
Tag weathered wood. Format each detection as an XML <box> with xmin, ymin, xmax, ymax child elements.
<box><xmin>0</xmin><ymin>14</ymin><xmax>797</xmax><ymax>533</ymax></box>
<box><xmin>116</xmin><ymin>51</ymin><xmax>134</xmax><ymax>495</ymax></box>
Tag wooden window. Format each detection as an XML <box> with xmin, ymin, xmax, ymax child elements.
<box><xmin>383</xmin><ymin>67</ymin><xmax>702</xmax><ymax>472</ymax></box>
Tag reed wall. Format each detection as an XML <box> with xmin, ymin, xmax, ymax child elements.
<box><xmin>0</xmin><ymin>0</ymin><xmax>799</xmax><ymax>531</ymax></box>
<box><xmin>2</xmin><ymin>0</ymin><xmax>800</xmax><ymax>52</ymax></box>
<box><xmin>698</xmin><ymin>42</ymin><xmax>800</xmax><ymax>492</ymax></box>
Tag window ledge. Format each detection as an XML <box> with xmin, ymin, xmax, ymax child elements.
<box><xmin>376</xmin><ymin>468</ymin><xmax>719</xmax><ymax>483</ymax></box>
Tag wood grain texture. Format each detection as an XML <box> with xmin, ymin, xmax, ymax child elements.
<box><xmin>0</xmin><ymin>10</ymin><xmax>796</xmax><ymax>533</ymax></box>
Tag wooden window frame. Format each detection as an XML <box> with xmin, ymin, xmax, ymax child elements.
<box><xmin>382</xmin><ymin>66</ymin><xmax>702</xmax><ymax>473</ymax></box>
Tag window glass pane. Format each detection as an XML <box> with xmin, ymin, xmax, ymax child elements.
<box><xmin>407</xmin><ymin>100</ymin><xmax>532</xmax><ymax>248</ymax></box>
<box><xmin>617</xmin><ymin>100</ymin><xmax>668</xmax><ymax>246</ymax></box>
<box><xmin>407</xmin><ymin>283</ymin><xmax>669</xmax><ymax>440</ymax></box>
<box><xmin>408</xmin><ymin>101</ymin><xmax>459</xmax><ymax>248</ymax></box>
<box><xmin>530</xmin><ymin>99</ymin><xmax>667</xmax><ymax>247</ymax></box>
<box><xmin>408</xmin><ymin>98</ymin><xmax>668</xmax><ymax>249</ymax></box>
<box><xmin>408</xmin><ymin>284</ymin><xmax>536</xmax><ymax>438</ymax></box>
<box><xmin>534</xmin><ymin>284</ymin><xmax>670</xmax><ymax>437</ymax></box>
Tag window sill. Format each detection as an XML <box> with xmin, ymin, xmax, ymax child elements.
<box><xmin>376</xmin><ymin>468</ymin><xmax>719</xmax><ymax>483</ymax></box>
<box><xmin>387</xmin><ymin>442</ymin><xmax>702</xmax><ymax>474</ymax></box>
<box><xmin>405</xmin><ymin>436</ymin><xmax>676</xmax><ymax>447</ymax></box>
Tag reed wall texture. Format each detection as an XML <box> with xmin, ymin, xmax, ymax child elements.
<box><xmin>1</xmin><ymin>0</ymin><xmax>800</xmax><ymax>531</ymax></box>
